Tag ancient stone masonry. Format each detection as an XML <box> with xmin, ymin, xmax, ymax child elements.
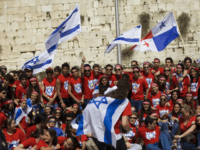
<box><xmin>0</xmin><ymin>0</ymin><xmax>200</xmax><ymax>71</ymax></box>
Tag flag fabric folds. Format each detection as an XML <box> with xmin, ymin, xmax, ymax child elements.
<box><xmin>131</xmin><ymin>12</ymin><xmax>180</xmax><ymax>52</ymax></box>
<box><xmin>76</xmin><ymin>96</ymin><xmax>129</xmax><ymax>148</ymax></box>
<box><xmin>105</xmin><ymin>25</ymin><xmax>142</xmax><ymax>54</ymax></box>
<box><xmin>22</xmin><ymin>4</ymin><xmax>81</xmax><ymax>74</ymax></box>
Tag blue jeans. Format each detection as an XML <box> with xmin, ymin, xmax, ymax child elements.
<box><xmin>182</xmin><ymin>142</ymin><xmax>196</xmax><ymax>150</ymax></box>
<box><xmin>130</xmin><ymin>99</ymin><xmax>143</xmax><ymax>112</ymax></box>
<box><xmin>146</xmin><ymin>133</ymin><xmax>172</xmax><ymax>150</ymax></box>
<box><xmin>197</xmin><ymin>132</ymin><xmax>200</xmax><ymax>147</ymax></box>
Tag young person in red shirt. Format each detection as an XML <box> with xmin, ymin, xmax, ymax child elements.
<box><xmin>68</xmin><ymin>66</ymin><xmax>83</xmax><ymax>108</ymax></box>
<box><xmin>53</xmin><ymin>66</ymin><xmax>62</xmax><ymax>79</ymax></box>
<box><xmin>4</xmin><ymin>118</ymin><xmax>25</xmax><ymax>149</ymax></box>
<box><xmin>15</xmin><ymin>74</ymin><xmax>27</xmax><ymax>100</ymax></box>
<box><xmin>130</xmin><ymin>67</ymin><xmax>149</xmax><ymax>112</ymax></box>
<box><xmin>105</xmin><ymin>64</ymin><xmax>117</xmax><ymax>87</ymax></box>
<box><xmin>156</xmin><ymin>76</ymin><xmax>166</xmax><ymax>93</ymax></box>
<box><xmin>156</xmin><ymin>94</ymin><xmax>170</xmax><ymax>118</ymax></box>
<box><xmin>24</xmin><ymin>65</ymin><xmax>34</xmax><ymax>88</ymax></box>
<box><xmin>0</xmin><ymin>86</ymin><xmax>8</xmax><ymax>111</ymax></box>
<box><xmin>150</xmin><ymin>58</ymin><xmax>164</xmax><ymax>77</ymax></box>
<box><xmin>165</xmin><ymin>57</ymin><xmax>176</xmax><ymax>74</ymax></box>
<box><xmin>56</xmin><ymin>62</ymin><xmax>71</xmax><ymax>109</ymax></box>
<box><xmin>137</xmin><ymin>116</ymin><xmax>172</xmax><ymax>150</ymax></box>
<box><xmin>41</xmin><ymin>68</ymin><xmax>57</xmax><ymax>110</ymax></box>
<box><xmin>114</xmin><ymin>64</ymin><xmax>124</xmax><ymax>80</ymax></box>
<box><xmin>168</xmin><ymin>90</ymin><xmax>179</xmax><ymax>111</ymax></box>
<box><xmin>184</xmin><ymin>93</ymin><xmax>196</xmax><ymax>109</ymax></box>
<box><xmin>184</xmin><ymin>57</ymin><xmax>193</xmax><ymax>75</ymax></box>
<box><xmin>57</xmin><ymin>136</ymin><xmax>80</xmax><ymax>150</ymax></box>
<box><xmin>91</xmin><ymin>64</ymin><xmax>103</xmax><ymax>86</ymax></box>
<box><xmin>189</xmin><ymin>67</ymin><xmax>200</xmax><ymax>100</ymax></box>
<box><xmin>123</xmin><ymin>60</ymin><xmax>138</xmax><ymax>77</ymax></box>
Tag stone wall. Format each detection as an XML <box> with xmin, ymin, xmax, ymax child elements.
<box><xmin>0</xmin><ymin>0</ymin><xmax>200</xmax><ymax>71</ymax></box>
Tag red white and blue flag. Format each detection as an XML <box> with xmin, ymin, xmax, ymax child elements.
<box><xmin>131</xmin><ymin>12</ymin><xmax>180</xmax><ymax>52</ymax></box>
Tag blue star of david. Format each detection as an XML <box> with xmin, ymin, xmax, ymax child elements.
<box><xmin>89</xmin><ymin>97</ymin><xmax>107</xmax><ymax>109</ymax></box>
<box><xmin>160</xmin><ymin>21</ymin><xmax>165</xmax><ymax>29</ymax></box>
<box><xmin>31</xmin><ymin>56</ymin><xmax>39</xmax><ymax>64</ymax></box>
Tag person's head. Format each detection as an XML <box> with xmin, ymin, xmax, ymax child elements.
<box><xmin>145</xmin><ymin>116</ymin><xmax>157</xmax><ymax>129</ymax></box>
<box><xmin>72</xmin><ymin>104</ymin><xmax>79</xmax><ymax>114</ymax></box>
<box><xmin>176</xmin><ymin>64</ymin><xmax>184</xmax><ymax>75</ymax></box>
<box><xmin>160</xmin><ymin>94</ymin><xmax>167</xmax><ymax>106</ymax></box>
<box><xmin>164</xmin><ymin>66</ymin><xmax>171</xmax><ymax>76</ymax></box>
<box><xmin>142</xmin><ymin>99</ymin><xmax>151</xmax><ymax>111</ymax></box>
<box><xmin>25</xmin><ymin>66</ymin><xmax>33</xmax><ymax>78</ymax></box>
<box><xmin>18</xmin><ymin>70</ymin><xmax>24</xmax><ymax>76</ymax></box>
<box><xmin>84</xmin><ymin>64</ymin><xmax>91</xmax><ymax>77</ymax></box>
<box><xmin>131</xmin><ymin>60</ymin><xmax>138</xmax><ymax>69</ymax></box>
<box><xmin>93</xmin><ymin>64</ymin><xmax>100</xmax><ymax>76</ymax></box>
<box><xmin>13</xmin><ymin>71</ymin><xmax>19</xmax><ymax>81</ymax></box>
<box><xmin>65</xmin><ymin>113</ymin><xmax>73</xmax><ymax>125</ymax></box>
<box><xmin>2</xmin><ymin>99</ymin><xmax>13</xmax><ymax>113</ymax></box>
<box><xmin>143</xmin><ymin>62</ymin><xmax>150</xmax><ymax>74</ymax></box>
<box><xmin>31</xmin><ymin>91</ymin><xmax>39</xmax><ymax>104</ymax></box>
<box><xmin>19</xmin><ymin>73</ymin><xmax>27</xmax><ymax>85</ymax></box>
<box><xmin>30</xmin><ymin>77</ymin><xmax>37</xmax><ymax>87</ymax></box>
<box><xmin>105</xmin><ymin>64</ymin><xmax>113</xmax><ymax>76</ymax></box>
<box><xmin>133</xmin><ymin>67</ymin><xmax>140</xmax><ymax>79</ymax></box>
<box><xmin>5</xmin><ymin>118</ymin><xmax>16</xmax><ymax>130</ymax></box>
<box><xmin>19</xmin><ymin>98</ymin><xmax>27</xmax><ymax>109</ymax></box>
<box><xmin>129</xmin><ymin>112</ymin><xmax>138</xmax><ymax>126</ymax></box>
<box><xmin>46</xmin><ymin>68</ymin><xmax>54</xmax><ymax>81</ymax></box>
<box><xmin>172</xmin><ymin>103</ymin><xmax>181</xmax><ymax>115</ymax></box>
<box><xmin>44</xmin><ymin>129</ymin><xmax>57</xmax><ymax>145</ymax></box>
<box><xmin>181</xmin><ymin>104</ymin><xmax>194</xmax><ymax>120</ymax></box>
<box><xmin>176</xmin><ymin>99</ymin><xmax>184</xmax><ymax>106</ymax></box>
<box><xmin>196</xmin><ymin>114</ymin><xmax>200</xmax><ymax>127</ymax></box>
<box><xmin>165</xmin><ymin>57</ymin><xmax>174</xmax><ymax>67</ymax></box>
<box><xmin>54</xmin><ymin>66</ymin><xmax>61</xmax><ymax>78</ymax></box>
<box><xmin>4</xmin><ymin>74</ymin><xmax>15</xmax><ymax>86</ymax></box>
<box><xmin>184</xmin><ymin>57</ymin><xmax>192</xmax><ymax>69</ymax></box>
<box><xmin>115</xmin><ymin>64</ymin><xmax>123</xmax><ymax>76</ymax></box>
<box><xmin>62</xmin><ymin>63</ymin><xmax>70</xmax><ymax>76</ymax></box>
<box><xmin>196</xmin><ymin>106</ymin><xmax>200</xmax><ymax>115</ymax></box>
<box><xmin>1</xmin><ymin>65</ymin><xmax>7</xmax><ymax>74</ymax></box>
<box><xmin>0</xmin><ymin>87</ymin><xmax>7</xmax><ymax>99</ymax></box>
<box><xmin>33</xmin><ymin>127</ymin><xmax>46</xmax><ymax>140</ymax></box>
<box><xmin>153</xmin><ymin>58</ymin><xmax>160</xmax><ymax>68</ymax></box>
<box><xmin>171</xmin><ymin>90</ymin><xmax>179</xmax><ymax>101</ymax></box>
<box><xmin>190</xmin><ymin>67</ymin><xmax>197</xmax><ymax>78</ymax></box>
<box><xmin>158</xmin><ymin>76</ymin><xmax>166</xmax><ymax>86</ymax></box>
<box><xmin>48</xmin><ymin>116</ymin><xmax>56</xmax><ymax>128</ymax></box>
<box><xmin>71</xmin><ymin>66</ymin><xmax>78</xmax><ymax>78</ymax></box>
<box><xmin>151</xmin><ymin>83</ymin><xmax>158</xmax><ymax>93</ymax></box>
<box><xmin>54</xmin><ymin>108</ymin><xmax>62</xmax><ymax>119</ymax></box>
<box><xmin>0</xmin><ymin>70</ymin><xmax>4</xmax><ymax>79</ymax></box>
<box><xmin>99</xmin><ymin>76</ymin><xmax>109</xmax><ymax>95</ymax></box>
<box><xmin>63</xmin><ymin>136</ymin><xmax>79</xmax><ymax>150</ymax></box>
<box><xmin>185</xmin><ymin>93</ymin><xmax>193</xmax><ymax>103</ymax></box>
<box><xmin>44</xmin><ymin>105</ymin><xmax>51</xmax><ymax>116</ymax></box>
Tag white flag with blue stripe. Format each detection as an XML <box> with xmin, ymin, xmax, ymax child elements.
<box><xmin>22</xmin><ymin>4</ymin><xmax>81</xmax><ymax>74</ymax></box>
<box><xmin>76</xmin><ymin>96</ymin><xmax>129</xmax><ymax>148</ymax></box>
<box><xmin>105</xmin><ymin>25</ymin><xmax>142</xmax><ymax>54</ymax></box>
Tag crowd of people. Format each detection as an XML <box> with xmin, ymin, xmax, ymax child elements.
<box><xmin>0</xmin><ymin>56</ymin><xmax>200</xmax><ymax>150</ymax></box>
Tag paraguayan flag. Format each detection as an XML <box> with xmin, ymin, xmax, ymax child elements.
<box><xmin>22</xmin><ymin>4</ymin><xmax>81</xmax><ymax>74</ymax></box>
<box><xmin>105</xmin><ymin>25</ymin><xmax>141</xmax><ymax>54</ymax></box>
<box><xmin>76</xmin><ymin>96</ymin><xmax>129</xmax><ymax>148</ymax></box>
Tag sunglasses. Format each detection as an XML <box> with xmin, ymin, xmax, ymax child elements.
<box><xmin>164</xmin><ymin>70</ymin><xmax>170</xmax><ymax>71</ymax></box>
<box><xmin>106</xmin><ymin>69</ymin><xmax>112</xmax><ymax>71</ymax></box>
<box><xmin>161</xmin><ymin>98</ymin><xmax>166</xmax><ymax>100</ymax></box>
<box><xmin>66</xmin><ymin>119</ymin><xmax>72</xmax><ymax>122</ymax></box>
<box><xmin>133</xmin><ymin>71</ymin><xmax>139</xmax><ymax>73</ymax></box>
<box><xmin>143</xmin><ymin>67</ymin><xmax>149</xmax><ymax>69</ymax></box>
<box><xmin>84</xmin><ymin>70</ymin><xmax>91</xmax><ymax>72</ymax></box>
<box><xmin>49</xmin><ymin>120</ymin><xmax>56</xmax><ymax>123</ymax></box>
<box><xmin>130</xmin><ymin>117</ymin><xmax>137</xmax><ymax>119</ymax></box>
<box><xmin>131</xmin><ymin>65</ymin><xmax>136</xmax><ymax>67</ymax></box>
<box><xmin>116</xmin><ymin>69</ymin><xmax>121</xmax><ymax>71</ymax></box>
<box><xmin>2</xmin><ymin>92</ymin><xmax>7</xmax><ymax>95</ymax></box>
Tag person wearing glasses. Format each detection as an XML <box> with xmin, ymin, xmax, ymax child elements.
<box><xmin>150</xmin><ymin>58</ymin><xmax>164</xmax><ymax>77</ymax></box>
<box><xmin>156</xmin><ymin>94</ymin><xmax>170</xmax><ymax>119</ymax></box>
<box><xmin>47</xmin><ymin>116</ymin><xmax>64</xmax><ymax>137</ymax></box>
<box><xmin>54</xmin><ymin>107</ymin><xmax>63</xmax><ymax>128</ymax></box>
<box><xmin>165</xmin><ymin>57</ymin><xmax>176</xmax><ymax>73</ymax></box>
<box><xmin>130</xmin><ymin>67</ymin><xmax>149</xmax><ymax>112</ymax></box>
<box><xmin>105</xmin><ymin>64</ymin><xmax>117</xmax><ymax>87</ymax></box>
<box><xmin>1</xmin><ymin>65</ymin><xmax>7</xmax><ymax>74</ymax></box>
<box><xmin>123</xmin><ymin>60</ymin><xmax>139</xmax><ymax>77</ymax></box>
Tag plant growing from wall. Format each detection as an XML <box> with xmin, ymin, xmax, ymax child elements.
<box><xmin>139</xmin><ymin>13</ymin><xmax>150</xmax><ymax>38</ymax></box>
<box><xmin>177</xmin><ymin>12</ymin><xmax>190</xmax><ymax>38</ymax></box>
<box><xmin>121</xmin><ymin>46</ymin><xmax>134</xmax><ymax>60</ymax></box>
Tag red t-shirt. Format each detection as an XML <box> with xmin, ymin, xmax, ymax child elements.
<box><xmin>114</xmin><ymin>102</ymin><xmax>132</xmax><ymax>134</ymax></box>
<box><xmin>107</xmin><ymin>74</ymin><xmax>117</xmax><ymax>87</ymax></box>
<box><xmin>22</xmin><ymin>137</ymin><xmax>37</xmax><ymax>148</ymax></box>
<box><xmin>82</xmin><ymin>75</ymin><xmax>94</xmax><ymax>99</ymax></box>
<box><xmin>156</xmin><ymin>104</ymin><xmax>170</xmax><ymax>118</ymax></box>
<box><xmin>62</xmin><ymin>123</ymin><xmax>66</xmax><ymax>130</ymax></box>
<box><xmin>91</xmin><ymin>70</ymin><xmax>103</xmax><ymax>86</ymax></box>
<box><xmin>69</xmin><ymin>77</ymin><xmax>82</xmax><ymax>100</ymax></box>
<box><xmin>57</xmin><ymin>74</ymin><xmax>71</xmax><ymax>98</ymax></box>
<box><xmin>137</xmin><ymin>126</ymin><xmax>160</xmax><ymax>146</ymax></box>
<box><xmin>179</xmin><ymin>116</ymin><xmax>196</xmax><ymax>133</ymax></box>
<box><xmin>12</xmin><ymin>80</ymin><xmax>20</xmax><ymax>87</ymax></box>
<box><xmin>4</xmin><ymin>128</ymin><xmax>26</xmax><ymax>147</ymax></box>
<box><xmin>36</xmin><ymin>140</ymin><xmax>48</xmax><ymax>150</ymax></box>
<box><xmin>123</xmin><ymin>123</ymin><xmax>137</xmax><ymax>143</ymax></box>
<box><xmin>0</xmin><ymin>112</ymin><xmax>7</xmax><ymax>127</ymax></box>
<box><xmin>150</xmin><ymin>67</ymin><xmax>164</xmax><ymax>75</ymax></box>
<box><xmin>26</xmin><ymin>125</ymin><xmax>37</xmax><ymax>138</ymax></box>
<box><xmin>190</xmin><ymin>77</ymin><xmax>200</xmax><ymax>98</ymax></box>
<box><xmin>130</xmin><ymin>77</ymin><xmax>148</xmax><ymax>100</ymax></box>
<box><xmin>138</xmin><ymin>111</ymin><xmax>148</xmax><ymax>127</ymax></box>
<box><xmin>43</xmin><ymin>77</ymin><xmax>57</xmax><ymax>104</ymax></box>
<box><xmin>186</xmin><ymin>101</ymin><xmax>197</xmax><ymax>109</ymax></box>
<box><xmin>141</xmin><ymin>72</ymin><xmax>155</xmax><ymax>89</ymax></box>
<box><xmin>15</xmin><ymin>85</ymin><xmax>27</xmax><ymax>99</ymax></box>
<box><xmin>168</xmin><ymin>99</ymin><xmax>176</xmax><ymax>111</ymax></box>
<box><xmin>20</xmin><ymin>116</ymin><xmax>28</xmax><ymax>131</ymax></box>
<box><xmin>147</xmin><ymin>91</ymin><xmax>163</xmax><ymax>108</ymax></box>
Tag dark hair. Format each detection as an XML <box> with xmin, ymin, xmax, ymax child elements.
<box><xmin>1</xmin><ymin>99</ymin><xmax>13</xmax><ymax>115</ymax></box>
<box><xmin>145</xmin><ymin>116</ymin><xmax>155</xmax><ymax>126</ymax></box>
<box><xmin>190</xmin><ymin>68</ymin><xmax>199</xmax><ymax>84</ymax></box>
<box><xmin>5</xmin><ymin>118</ymin><xmax>14</xmax><ymax>128</ymax></box>
<box><xmin>72</xmin><ymin>105</ymin><xmax>82</xmax><ymax>118</ymax></box>
<box><xmin>99</xmin><ymin>76</ymin><xmax>109</xmax><ymax>95</ymax></box>
<box><xmin>184</xmin><ymin>57</ymin><xmax>192</xmax><ymax>63</ymax></box>
<box><xmin>18</xmin><ymin>70</ymin><xmax>24</xmax><ymax>76</ymax></box>
<box><xmin>68</xmin><ymin>136</ymin><xmax>80</xmax><ymax>150</ymax></box>
<box><xmin>65</xmin><ymin>123</ymin><xmax>73</xmax><ymax>137</ymax></box>
<box><xmin>32</xmin><ymin>127</ymin><xmax>45</xmax><ymax>138</ymax></box>
<box><xmin>184</xmin><ymin>95</ymin><xmax>195</xmax><ymax>110</ymax></box>
<box><xmin>164</xmin><ymin>66</ymin><xmax>173</xmax><ymax>88</ymax></box>
<box><xmin>131</xmin><ymin>60</ymin><xmax>138</xmax><ymax>65</ymax></box>
<box><xmin>106</xmin><ymin>79</ymin><xmax>130</xmax><ymax>99</ymax></box>
<box><xmin>105</xmin><ymin>64</ymin><xmax>113</xmax><ymax>70</ymax></box>
<box><xmin>13</xmin><ymin>70</ymin><xmax>19</xmax><ymax>76</ymax></box>
<box><xmin>54</xmin><ymin>108</ymin><xmax>63</xmax><ymax>121</ymax></box>
<box><xmin>45</xmin><ymin>68</ymin><xmax>53</xmax><ymax>74</ymax></box>
<box><xmin>93</xmin><ymin>64</ymin><xmax>100</xmax><ymax>69</ymax></box>
<box><xmin>157</xmin><ymin>75</ymin><xmax>166</xmax><ymax>92</ymax></box>
<box><xmin>122</xmin><ymin>74</ymin><xmax>130</xmax><ymax>80</ymax></box>
<box><xmin>71</xmin><ymin>66</ymin><xmax>78</xmax><ymax>73</ymax></box>
<box><xmin>165</xmin><ymin>57</ymin><xmax>174</xmax><ymax>63</ymax></box>
<box><xmin>0</xmin><ymin>87</ymin><xmax>7</xmax><ymax>93</ymax></box>
<box><xmin>27</xmin><ymin>80</ymin><xmax>40</xmax><ymax>104</ymax></box>
<box><xmin>196</xmin><ymin>114</ymin><xmax>200</xmax><ymax>131</ymax></box>
<box><xmin>84</xmin><ymin>64</ymin><xmax>91</xmax><ymax>69</ymax></box>
<box><xmin>19</xmin><ymin>73</ymin><xmax>28</xmax><ymax>81</ymax></box>
<box><xmin>54</xmin><ymin>66</ymin><xmax>61</xmax><ymax>73</ymax></box>
<box><xmin>139</xmin><ymin>99</ymin><xmax>151</xmax><ymax>125</ymax></box>
<box><xmin>4</xmin><ymin>74</ymin><xmax>15</xmax><ymax>84</ymax></box>
<box><xmin>171</xmin><ymin>90</ymin><xmax>179</xmax><ymax>101</ymax></box>
<box><xmin>48</xmin><ymin>116</ymin><xmax>61</xmax><ymax>127</ymax></box>
<box><xmin>46</xmin><ymin>129</ymin><xmax>58</xmax><ymax>146</ymax></box>
<box><xmin>171</xmin><ymin>103</ymin><xmax>181</xmax><ymax>118</ymax></box>
<box><xmin>176</xmin><ymin>64</ymin><xmax>184</xmax><ymax>73</ymax></box>
<box><xmin>62</xmin><ymin>63</ymin><xmax>70</xmax><ymax>70</ymax></box>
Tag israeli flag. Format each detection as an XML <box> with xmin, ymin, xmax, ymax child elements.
<box><xmin>76</xmin><ymin>96</ymin><xmax>129</xmax><ymax>148</ymax></box>
<box><xmin>105</xmin><ymin>25</ymin><xmax>141</xmax><ymax>53</ymax></box>
<box><xmin>22</xmin><ymin>4</ymin><xmax>81</xmax><ymax>74</ymax></box>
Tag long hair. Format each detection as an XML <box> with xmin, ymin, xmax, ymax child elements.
<box><xmin>164</xmin><ymin>66</ymin><xmax>173</xmax><ymax>88</ymax></box>
<box><xmin>138</xmin><ymin>99</ymin><xmax>151</xmax><ymax>124</ymax></box>
<box><xmin>182</xmin><ymin>104</ymin><xmax>194</xmax><ymax>117</ymax></box>
<box><xmin>157</xmin><ymin>75</ymin><xmax>166</xmax><ymax>92</ymax></box>
<box><xmin>171</xmin><ymin>103</ymin><xmax>181</xmax><ymax>118</ymax></box>
<box><xmin>1</xmin><ymin>99</ymin><xmax>13</xmax><ymax>116</ymax></box>
<box><xmin>99</xmin><ymin>76</ymin><xmax>109</xmax><ymax>95</ymax></box>
<box><xmin>69</xmin><ymin>136</ymin><xmax>80</xmax><ymax>150</ymax></box>
<box><xmin>171</xmin><ymin>90</ymin><xmax>179</xmax><ymax>101</ymax></box>
<box><xmin>190</xmin><ymin>68</ymin><xmax>199</xmax><ymax>83</ymax></box>
<box><xmin>27</xmin><ymin>82</ymin><xmax>41</xmax><ymax>102</ymax></box>
<box><xmin>184</xmin><ymin>96</ymin><xmax>195</xmax><ymax>109</ymax></box>
<box><xmin>196</xmin><ymin>114</ymin><xmax>200</xmax><ymax>131</ymax></box>
<box><xmin>31</xmin><ymin>127</ymin><xmax>45</xmax><ymax>138</ymax></box>
<box><xmin>106</xmin><ymin>79</ymin><xmax>130</xmax><ymax>99</ymax></box>
<box><xmin>47</xmin><ymin>129</ymin><xmax>58</xmax><ymax>146</ymax></box>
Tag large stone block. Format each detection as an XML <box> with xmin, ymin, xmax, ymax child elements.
<box><xmin>42</xmin><ymin>5</ymin><xmax>52</xmax><ymax>12</ymax></box>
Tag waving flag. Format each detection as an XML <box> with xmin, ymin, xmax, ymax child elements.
<box><xmin>131</xmin><ymin>12</ymin><xmax>180</xmax><ymax>52</ymax></box>
<box><xmin>105</xmin><ymin>25</ymin><xmax>141</xmax><ymax>53</ymax></box>
<box><xmin>22</xmin><ymin>4</ymin><xmax>81</xmax><ymax>74</ymax></box>
<box><xmin>76</xmin><ymin>96</ymin><xmax>129</xmax><ymax>148</ymax></box>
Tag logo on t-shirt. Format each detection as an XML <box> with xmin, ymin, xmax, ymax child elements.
<box><xmin>178</xmin><ymin>82</ymin><xmax>183</xmax><ymax>92</ymax></box>
<box><xmin>64</xmin><ymin>81</ymin><xmax>68</xmax><ymax>91</ymax></box>
<box><xmin>109</xmin><ymin>80</ymin><xmax>112</xmax><ymax>85</ymax></box>
<box><xmin>88</xmin><ymin>80</ymin><xmax>94</xmax><ymax>90</ymax></box>
<box><xmin>124</xmin><ymin>129</ymin><xmax>135</xmax><ymax>140</ymax></box>
<box><xmin>93</xmin><ymin>79</ymin><xmax>98</xmax><ymax>86</ymax></box>
<box><xmin>146</xmin><ymin>78</ymin><xmax>152</xmax><ymax>88</ymax></box>
<box><xmin>132</xmin><ymin>83</ymin><xmax>140</xmax><ymax>93</ymax></box>
<box><xmin>74</xmin><ymin>83</ymin><xmax>82</xmax><ymax>93</ymax></box>
<box><xmin>166</xmin><ymin>82</ymin><xmax>170</xmax><ymax>90</ymax></box>
<box><xmin>8</xmin><ymin>140</ymin><xmax>19</xmax><ymax>149</ymax></box>
<box><xmin>145</xmin><ymin>131</ymin><xmax>156</xmax><ymax>140</ymax></box>
<box><xmin>159</xmin><ymin>110</ymin><xmax>169</xmax><ymax>117</ymax></box>
<box><xmin>45</xmin><ymin>86</ymin><xmax>54</xmax><ymax>96</ymax></box>
<box><xmin>191</xmin><ymin>82</ymin><xmax>198</xmax><ymax>92</ymax></box>
<box><xmin>152</xmin><ymin>98</ymin><xmax>160</xmax><ymax>107</ymax></box>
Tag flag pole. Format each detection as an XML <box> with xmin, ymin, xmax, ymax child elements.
<box><xmin>172</xmin><ymin>10</ymin><xmax>186</xmax><ymax>50</ymax></box>
<box><xmin>115</xmin><ymin>0</ymin><xmax>122</xmax><ymax>65</ymax></box>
